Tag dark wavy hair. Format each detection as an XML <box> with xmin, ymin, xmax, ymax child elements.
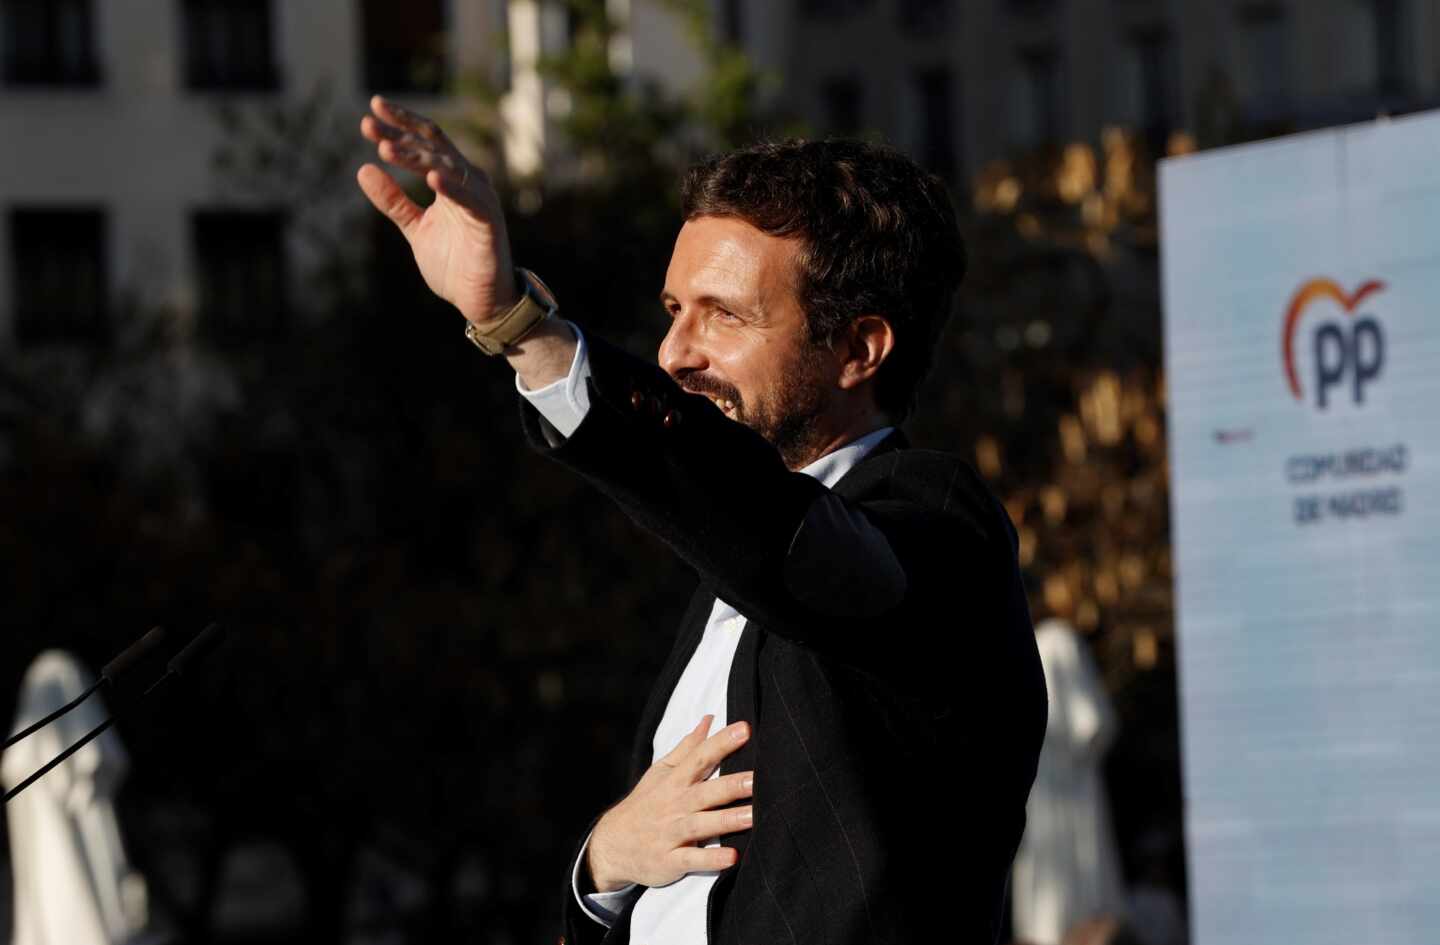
<box><xmin>680</xmin><ymin>138</ymin><xmax>965</xmax><ymax>422</ymax></box>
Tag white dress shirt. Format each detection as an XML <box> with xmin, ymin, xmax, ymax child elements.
<box><xmin>517</xmin><ymin>323</ymin><xmax>893</xmax><ymax>943</ymax></box>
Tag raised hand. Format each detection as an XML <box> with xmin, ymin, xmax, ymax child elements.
<box><xmin>356</xmin><ymin>95</ymin><xmax>518</xmax><ymax>323</ymax></box>
<box><xmin>587</xmin><ymin>715</ymin><xmax>756</xmax><ymax>892</ymax></box>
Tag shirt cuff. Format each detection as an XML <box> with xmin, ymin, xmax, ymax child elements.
<box><xmin>572</xmin><ymin>829</ymin><xmax>640</xmax><ymax>927</ymax></box>
<box><xmin>515</xmin><ymin>320</ymin><xmax>592</xmax><ymax>439</ymax></box>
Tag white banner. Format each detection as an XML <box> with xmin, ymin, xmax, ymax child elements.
<box><xmin>1161</xmin><ymin>112</ymin><xmax>1440</xmax><ymax>945</ymax></box>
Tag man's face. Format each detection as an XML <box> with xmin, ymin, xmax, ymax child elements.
<box><xmin>659</xmin><ymin>215</ymin><xmax>836</xmax><ymax>468</ymax></box>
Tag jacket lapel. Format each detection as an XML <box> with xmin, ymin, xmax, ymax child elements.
<box><xmin>620</xmin><ymin>428</ymin><xmax>914</xmax><ymax>899</ymax></box>
<box><xmin>716</xmin><ymin>619</ymin><xmax>759</xmax><ymax>863</ymax></box>
<box><xmin>716</xmin><ymin>427</ymin><xmax>907</xmax><ymax>865</ymax></box>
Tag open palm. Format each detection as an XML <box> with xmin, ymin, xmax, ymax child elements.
<box><xmin>356</xmin><ymin>96</ymin><xmax>518</xmax><ymax>322</ymax></box>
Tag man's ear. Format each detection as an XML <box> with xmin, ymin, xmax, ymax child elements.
<box><xmin>836</xmin><ymin>315</ymin><xmax>895</xmax><ymax>390</ymax></box>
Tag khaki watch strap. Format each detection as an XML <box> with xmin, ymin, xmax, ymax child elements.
<box><xmin>464</xmin><ymin>268</ymin><xmax>556</xmax><ymax>355</ymax></box>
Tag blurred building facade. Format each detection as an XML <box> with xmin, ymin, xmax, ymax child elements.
<box><xmin>3</xmin><ymin>0</ymin><xmax>1440</xmax><ymax>346</ymax></box>
<box><xmin>741</xmin><ymin>0</ymin><xmax>1440</xmax><ymax>179</ymax></box>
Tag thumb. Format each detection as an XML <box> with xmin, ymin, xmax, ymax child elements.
<box><xmin>357</xmin><ymin>163</ymin><xmax>422</xmax><ymax>237</ymax></box>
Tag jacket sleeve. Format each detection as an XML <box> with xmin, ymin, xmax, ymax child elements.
<box><xmin>560</xmin><ymin>815</ymin><xmax>633</xmax><ymax>945</ymax></box>
<box><xmin>517</xmin><ymin>334</ymin><xmax>998</xmax><ymax>658</ymax></box>
<box><xmin>572</xmin><ymin>829</ymin><xmax>640</xmax><ymax>926</ymax></box>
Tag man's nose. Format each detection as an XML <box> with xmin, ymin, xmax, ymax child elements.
<box><xmin>658</xmin><ymin>311</ymin><xmax>707</xmax><ymax>378</ymax></box>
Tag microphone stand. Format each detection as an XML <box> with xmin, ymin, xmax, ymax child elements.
<box><xmin>2</xmin><ymin>626</ymin><xmax>166</xmax><ymax>751</ymax></box>
<box><xmin>4</xmin><ymin>718</ymin><xmax>118</xmax><ymax>803</ymax></box>
<box><xmin>3</xmin><ymin>623</ymin><xmax>225</xmax><ymax>806</ymax></box>
<box><xmin>3</xmin><ymin>679</ymin><xmax>106</xmax><ymax>752</ymax></box>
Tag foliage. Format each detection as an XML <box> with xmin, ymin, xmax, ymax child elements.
<box><xmin>922</xmin><ymin>131</ymin><xmax>1184</xmax><ymax>884</ymax></box>
<box><xmin>532</xmin><ymin>0</ymin><xmax>775</xmax><ymax>185</ymax></box>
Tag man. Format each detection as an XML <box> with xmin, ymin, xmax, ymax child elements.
<box><xmin>357</xmin><ymin>95</ymin><xmax>1047</xmax><ymax>944</ymax></box>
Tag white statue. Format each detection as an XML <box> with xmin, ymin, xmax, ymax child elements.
<box><xmin>3</xmin><ymin>651</ymin><xmax>157</xmax><ymax>945</ymax></box>
<box><xmin>1012</xmin><ymin>619</ymin><xmax>1127</xmax><ymax>945</ymax></box>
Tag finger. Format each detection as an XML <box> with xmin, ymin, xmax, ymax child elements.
<box><xmin>359</xmin><ymin>114</ymin><xmax>406</xmax><ymax>145</ymax></box>
<box><xmin>674</xmin><ymin>806</ymin><xmax>753</xmax><ymax>846</ymax></box>
<box><xmin>427</xmin><ymin>168</ymin><xmax>489</xmax><ymax>219</ymax></box>
<box><xmin>432</xmin><ymin>161</ymin><xmax>497</xmax><ymax>209</ymax></box>
<box><xmin>356</xmin><ymin>163</ymin><xmax>422</xmax><ymax>236</ymax></box>
<box><xmin>372</xmin><ymin>94</ymin><xmax>445</xmax><ymax>144</ymax></box>
<box><xmin>671</xmin><ymin>844</ymin><xmax>741</xmax><ymax>875</ymax></box>
<box><xmin>378</xmin><ymin>138</ymin><xmax>448</xmax><ymax>174</ymax></box>
<box><xmin>684</xmin><ymin>721</ymin><xmax>749</xmax><ymax>781</ymax></box>
<box><xmin>691</xmin><ymin>771</ymin><xmax>754</xmax><ymax>811</ymax></box>
<box><xmin>659</xmin><ymin>715</ymin><xmax>715</xmax><ymax>766</ymax></box>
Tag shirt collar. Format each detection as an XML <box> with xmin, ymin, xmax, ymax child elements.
<box><xmin>797</xmin><ymin>426</ymin><xmax>896</xmax><ymax>490</ymax></box>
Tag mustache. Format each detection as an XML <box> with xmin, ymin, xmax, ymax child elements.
<box><xmin>677</xmin><ymin>372</ymin><xmax>742</xmax><ymax>409</ymax></box>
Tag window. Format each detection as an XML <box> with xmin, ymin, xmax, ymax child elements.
<box><xmin>10</xmin><ymin>208</ymin><xmax>107</xmax><ymax>346</ymax></box>
<box><xmin>1118</xmin><ymin>27</ymin><xmax>1174</xmax><ymax>135</ymax></box>
<box><xmin>490</xmin><ymin>0</ymin><xmax>511</xmax><ymax>93</ymax></box>
<box><xmin>1372</xmin><ymin>0</ymin><xmax>1407</xmax><ymax>96</ymax></box>
<box><xmin>913</xmin><ymin>66</ymin><xmax>957</xmax><ymax>181</ymax></box>
<box><xmin>821</xmin><ymin>77</ymin><xmax>863</xmax><ymax>136</ymax></box>
<box><xmin>720</xmin><ymin>0</ymin><xmax>746</xmax><ymax>45</ymax></box>
<box><xmin>1</xmin><ymin>0</ymin><xmax>99</xmax><ymax>86</ymax></box>
<box><xmin>1334</xmin><ymin>0</ymin><xmax>1409</xmax><ymax>98</ymax></box>
<box><xmin>192</xmin><ymin>210</ymin><xmax>287</xmax><ymax>343</ymax></box>
<box><xmin>362</xmin><ymin>0</ymin><xmax>447</xmax><ymax>94</ymax></box>
<box><xmin>1012</xmin><ymin>46</ymin><xmax>1063</xmax><ymax>147</ymax></box>
<box><xmin>181</xmin><ymin>0</ymin><xmax>278</xmax><ymax>91</ymax></box>
<box><xmin>564</xmin><ymin>0</ymin><xmax>584</xmax><ymax>46</ymax></box>
<box><xmin>1238</xmin><ymin>4</ymin><xmax>1288</xmax><ymax>110</ymax></box>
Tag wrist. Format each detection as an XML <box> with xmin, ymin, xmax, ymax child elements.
<box><xmin>585</xmin><ymin>825</ymin><xmax>628</xmax><ymax>893</ymax></box>
<box><xmin>486</xmin><ymin>269</ymin><xmax>521</xmax><ymax>316</ymax></box>
<box><xmin>463</xmin><ymin>268</ymin><xmax>555</xmax><ymax>355</ymax></box>
<box><xmin>509</xmin><ymin>318</ymin><xmax>577</xmax><ymax>390</ymax></box>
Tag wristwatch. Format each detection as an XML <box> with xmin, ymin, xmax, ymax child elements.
<box><xmin>464</xmin><ymin>268</ymin><xmax>558</xmax><ymax>355</ymax></box>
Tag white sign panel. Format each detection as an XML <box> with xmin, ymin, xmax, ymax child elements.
<box><xmin>1161</xmin><ymin>112</ymin><xmax>1440</xmax><ymax>945</ymax></box>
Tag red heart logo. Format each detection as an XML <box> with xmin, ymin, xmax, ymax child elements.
<box><xmin>1282</xmin><ymin>277</ymin><xmax>1386</xmax><ymax>400</ymax></box>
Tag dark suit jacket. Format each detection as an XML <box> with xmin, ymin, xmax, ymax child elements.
<box><xmin>522</xmin><ymin>336</ymin><xmax>1047</xmax><ymax>945</ymax></box>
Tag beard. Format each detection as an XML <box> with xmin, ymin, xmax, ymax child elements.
<box><xmin>679</xmin><ymin>342</ymin><xmax>834</xmax><ymax>470</ymax></box>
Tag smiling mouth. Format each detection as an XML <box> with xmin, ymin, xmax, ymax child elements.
<box><xmin>682</xmin><ymin>386</ymin><xmax>738</xmax><ymax>416</ymax></box>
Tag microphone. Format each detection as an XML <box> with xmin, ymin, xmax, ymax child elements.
<box><xmin>104</xmin><ymin>625</ymin><xmax>168</xmax><ymax>681</ymax></box>
<box><xmin>4</xmin><ymin>622</ymin><xmax>227</xmax><ymax>805</ymax></box>
<box><xmin>2</xmin><ymin>626</ymin><xmax>167</xmax><ymax>751</ymax></box>
<box><xmin>143</xmin><ymin>622</ymin><xmax>226</xmax><ymax>698</ymax></box>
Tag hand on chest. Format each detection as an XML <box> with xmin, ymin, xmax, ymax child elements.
<box><xmin>652</xmin><ymin>599</ymin><xmax>748</xmax><ymax>766</ymax></box>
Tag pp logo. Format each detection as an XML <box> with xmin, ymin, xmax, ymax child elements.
<box><xmin>1282</xmin><ymin>278</ymin><xmax>1386</xmax><ymax>410</ymax></box>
